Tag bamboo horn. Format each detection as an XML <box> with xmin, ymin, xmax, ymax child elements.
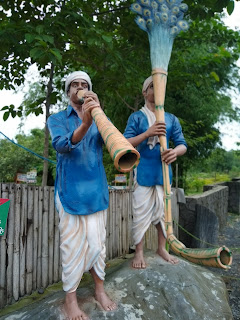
<box><xmin>152</xmin><ymin>69</ymin><xmax>232</xmax><ymax>269</ymax></box>
<box><xmin>77</xmin><ymin>90</ymin><xmax>140</xmax><ymax>173</ymax></box>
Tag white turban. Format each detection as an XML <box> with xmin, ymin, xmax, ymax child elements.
<box><xmin>142</xmin><ymin>76</ymin><xmax>153</xmax><ymax>94</ymax></box>
<box><xmin>65</xmin><ymin>71</ymin><xmax>92</xmax><ymax>95</ymax></box>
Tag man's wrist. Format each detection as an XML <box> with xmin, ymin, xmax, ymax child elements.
<box><xmin>81</xmin><ymin>122</ymin><xmax>91</xmax><ymax>130</ymax></box>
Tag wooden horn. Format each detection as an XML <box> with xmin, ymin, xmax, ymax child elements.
<box><xmin>77</xmin><ymin>90</ymin><xmax>140</xmax><ymax>173</ymax></box>
<box><xmin>152</xmin><ymin>69</ymin><xmax>232</xmax><ymax>269</ymax></box>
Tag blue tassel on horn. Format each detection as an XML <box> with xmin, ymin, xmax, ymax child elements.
<box><xmin>169</xmin><ymin>15</ymin><xmax>177</xmax><ymax>26</ymax></box>
<box><xmin>151</xmin><ymin>1</ymin><xmax>159</xmax><ymax>10</ymax></box>
<box><xmin>154</xmin><ymin>12</ymin><xmax>161</xmax><ymax>24</ymax></box>
<box><xmin>177</xmin><ymin>20</ymin><xmax>189</xmax><ymax>31</ymax></box>
<box><xmin>131</xmin><ymin>3</ymin><xmax>143</xmax><ymax>15</ymax></box>
<box><xmin>130</xmin><ymin>0</ymin><xmax>189</xmax><ymax>69</ymax></box>
<box><xmin>135</xmin><ymin>16</ymin><xmax>147</xmax><ymax>32</ymax></box>
<box><xmin>179</xmin><ymin>3</ymin><xmax>188</xmax><ymax>12</ymax></box>
<box><xmin>160</xmin><ymin>12</ymin><xmax>169</xmax><ymax>23</ymax></box>
<box><xmin>171</xmin><ymin>6</ymin><xmax>180</xmax><ymax>15</ymax></box>
<box><xmin>170</xmin><ymin>25</ymin><xmax>179</xmax><ymax>35</ymax></box>
<box><xmin>143</xmin><ymin>8</ymin><xmax>152</xmax><ymax>18</ymax></box>
<box><xmin>160</xmin><ymin>4</ymin><xmax>169</xmax><ymax>12</ymax></box>
<box><xmin>146</xmin><ymin>18</ymin><xmax>154</xmax><ymax>30</ymax></box>
<box><xmin>140</xmin><ymin>0</ymin><xmax>151</xmax><ymax>7</ymax></box>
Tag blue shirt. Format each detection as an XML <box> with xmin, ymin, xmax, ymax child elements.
<box><xmin>47</xmin><ymin>105</ymin><xmax>109</xmax><ymax>215</ymax></box>
<box><xmin>124</xmin><ymin>111</ymin><xmax>187</xmax><ymax>186</ymax></box>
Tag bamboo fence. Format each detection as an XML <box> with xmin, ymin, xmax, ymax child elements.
<box><xmin>0</xmin><ymin>183</ymin><xmax>178</xmax><ymax>309</ymax></box>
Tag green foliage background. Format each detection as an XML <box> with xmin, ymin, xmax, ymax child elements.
<box><xmin>0</xmin><ymin>0</ymin><xmax>240</xmax><ymax>187</ymax></box>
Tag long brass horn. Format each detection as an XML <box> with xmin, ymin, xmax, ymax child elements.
<box><xmin>77</xmin><ymin>90</ymin><xmax>140</xmax><ymax>173</ymax></box>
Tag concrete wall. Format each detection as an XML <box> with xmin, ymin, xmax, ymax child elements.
<box><xmin>204</xmin><ymin>178</ymin><xmax>240</xmax><ymax>215</ymax></box>
<box><xmin>179</xmin><ymin>185</ymin><xmax>228</xmax><ymax>248</ymax></box>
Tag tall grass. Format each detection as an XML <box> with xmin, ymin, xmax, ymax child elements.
<box><xmin>185</xmin><ymin>172</ymin><xmax>231</xmax><ymax>195</ymax></box>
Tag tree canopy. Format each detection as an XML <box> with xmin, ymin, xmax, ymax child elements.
<box><xmin>0</xmin><ymin>0</ymin><xmax>240</xmax><ymax>185</ymax></box>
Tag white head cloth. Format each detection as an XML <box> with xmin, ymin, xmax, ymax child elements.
<box><xmin>141</xmin><ymin>76</ymin><xmax>159</xmax><ymax>149</ymax></box>
<box><xmin>142</xmin><ymin>75</ymin><xmax>153</xmax><ymax>94</ymax></box>
<box><xmin>65</xmin><ymin>71</ymin><xmax>92</xmax><ymax>95</ymax></box>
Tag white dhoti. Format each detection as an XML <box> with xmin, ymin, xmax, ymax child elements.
<box><xmin>132</xmin><ymin>182</ymin><xmax>166</xmax><ymax>245</ymax></box>
<box><xmin>56</xmin><ymin>193</ymin><xmax>107</xmax><ymax>293</ymax></box>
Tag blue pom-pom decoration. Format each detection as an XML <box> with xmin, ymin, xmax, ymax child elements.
<box><xmin>140</xmin><ymin>0</ymin><xmax>151</xmax><ymax>7</ymax></box>
<box><xmin>131</xmin><ymin>3</ymin><xmax>143</xmax><ymax>15</ymax></box>
<box><xmin>135</xmin><ymin>16</ymin><xmax>148</xmax><ymax>31</ymax></box>
<box><xmin>151</xmin><ymin>1</ymin><xmax>159</xmax><ymax>10</ymax></box>
<box><xmin>131</xmin><ymin>0</ymin><xmax>189</xmax><ymax>37</ymax></box>
<box><xmin>143</xmin><ymin>8</ymin><xmax>152</xmax><ymax>18</ymax></box>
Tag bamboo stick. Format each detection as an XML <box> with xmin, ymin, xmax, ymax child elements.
<box><xmin>37</xmin><ymin>187</ymin><xmax>43</xmax><ymax>289</ymax></box>
<box><xmin>0</xmin><ymin>184</ymin><xmax>9</xmax><ymax>307</ymax></box>
<box><xmin>128</xmin><ymin>190</ymin><xmax>134</xmax><ymax>251</ymax></box>
<box><xmin>105</xmin><ymin>193</ymin><xmax>110</xmax><ymax>261</ymax></box>
<box><xmin>26</xmin><ymin>185</ymin><xmax>34</xmax><ymax>295</ymax></box>
<box><xmin>20</xmin><ymin>185</ymin><xmax>27</xmax><ymax>297</ymax></box>
<box><xmin>125</xmin><ymin>190</ymin><xmax>131</xmax><ymax>254</ymax></box>
<box><xmin>13</xmin><ymin>184</ymin><xmax>21</xmax><ymax>302</ymax></box>
<box><xmin>118</xmin><ymin>191</ymin><xmax>122</xmax><ymax>256</ymax></box>
<box><xmin>108</xmin><ymin>190</ymin><xmax>113</xmax><ymax>260</ymax></box>
<box><xmin>6</xmin><ymin>184</ymin><xmax>14</xmax><ymax>304</ymax></box>
<box><xmin>122</xmin><ymin>190</ymin><xmax>127</xmax><ymax>256</ymax></box>
<box><xmin>32</xmin><ymin>186</ymin><xmax>39</xmax><ymax>291</ymax></box>
<box><xmin>53</xmin><ymin>192</ymin><xmax>60</xmax><ymax>283</ymax></box>
<box><xmin>42</xmin><ymin>186</ymin><xmax>49</xmax><ymax>288</ymax></box>
<box><xmin>112</xmin><ymin>191</ymin><xmax>117</xmax><ymax>258</ymax></box>
<box><xmin>115</xmin><ymin>191</ymin><xmax>120</xmax><ymax>257</ymax></box>
<box><xmin>171</xmin><ymin>189</ymin><xmax>179</xmax><ymax>238</ymax></box>
<box><xmin>48</xmin><ymin>187</ymin><xmax>55</xmax><ymax>285</ymax></box>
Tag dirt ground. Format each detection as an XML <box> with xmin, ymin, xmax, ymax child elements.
<box><xmin>206</xmin><ymin>213</ymin><xmax>240</xmax><ymax>320</ymax></box>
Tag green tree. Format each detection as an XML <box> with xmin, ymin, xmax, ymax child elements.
<box><xmin>1</xmin><ymin>0</ymin><xmax>240</xmax><ymax>187</ymax></box>
<box><xmin>206</xmin><ymin>147</ymin><xmax>235</xmax><ymax>173</ymax></box>
<box><xmin>0</xmin><ymin>129</ymin><xmax>56</xmax><ymax>185</ymax></box>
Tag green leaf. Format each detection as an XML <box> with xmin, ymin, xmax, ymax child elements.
<box><xmin>25</xmin><ymin>33</ymin><xmax>36</xmax><ymax>43</ymax></box>
<box><xmin>1</xmin><ymin>106</ymin><xmax>9</xmax><ymax>111</ymax></box>
<box><xmin>49</xmin><ymin>49</ymin><xmax>62</xmax><ymax>63</ymax></box>
<box><xmin>227</xmin><ymin>1</ymin><xmax>234</xmax><ymax>15</ymax></box>
<box><xmin>30</xmin><ymin>47</ymin><xmax>44</xmax><ymax>60</ymax></box>
<box><xmin>36</xmin><ymin>25</ymin><xmax>44</xmax><ymax>34</ymax></box>
<box><xmin>38</xmin><ymin>40</ymin><xmax>48</xmax><ymax>48</ymax></box>
<box><xmin>210</xmin><ymin>71</ymin><xmax>220</xmax><ymax>82</ymax></box>
<box><xmin>42</xmin><ymin>35</ymin><xmax>54</xmax><ymax>44</ymax></box>
<box><xmin>11</xmin><ymin>111</ymin><xmax>16</xmax><ymax>118</ymax></box>
<box><xmin>102</xmin><ymin>35</ymin><xmax>112</xmax><ymax>43</ymax></box>
<box><xmin>3</xmin><ymin>112</ymin><xmax>10</xmax><ymax>121</ymax></box>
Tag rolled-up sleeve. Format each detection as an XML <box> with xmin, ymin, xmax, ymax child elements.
<box><xmin>123</xmin><ymin>113</ymin><xmax>139</xmax><ymax>138</ymax></box>
<box><xmin>171</xmin><ymin>116</ymin><xmax>187</xmax><ymax>148</ymax></box>
<box><xmin>47</xmin><ymin>115</ymin><xmax>80</xmax><ymax>153</ymax></box>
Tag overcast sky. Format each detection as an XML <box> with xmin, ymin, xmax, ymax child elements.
<box><xmin>0</xmin><ymin>3</ymin><xmax>239</xmax><ymax>150</ymax></box>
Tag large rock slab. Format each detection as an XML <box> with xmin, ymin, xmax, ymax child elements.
<box><xmin>0</xmin><ymin>252</ymin><xmax>232</xmax><ymax>320</ymax></box>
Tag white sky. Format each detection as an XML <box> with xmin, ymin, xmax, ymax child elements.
<box><xmin>0</xmin><ymin>2</ymin><xmax>239</xmax><ymax>150</ymax></box>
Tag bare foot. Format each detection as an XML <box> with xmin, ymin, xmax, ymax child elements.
<box><xmin>95</xmin><ymin>291</ymin><xmax>117</xmax><ymax>311</ymax></box>
<box><xmin>157</xmin><ymin>248</ymin><xmax>179</xmax><ymax>265</ymax></box>
<box><xmin>132</xmin><ymin>251</ymin><xmax>146</xmax><ymax>269</ymax></box>
<box><xmin>63</xmin><ymin>292</ymin><xmax>89</xmax><ymax>320</ymax></box>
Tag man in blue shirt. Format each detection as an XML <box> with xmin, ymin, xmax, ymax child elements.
<box><xmin>124</xmin><ymin>76</ymin><xmax>187</xmax><ymax>269</ymax></box>
<box><xmin>47</xmin><ymin>71</ymin><xmax>117</xmax><ymax>320</ymax></box>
